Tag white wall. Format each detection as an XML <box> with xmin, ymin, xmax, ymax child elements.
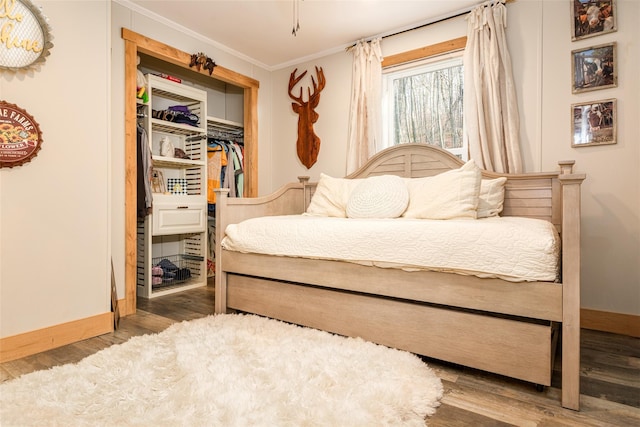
<box><xmin>268</xmin><ymin>10</ymin><xmax>540</xmax><ymax>184</ymax></box>
<box><xmin>1</xmin><ymin>0</ymin><xmax>274</xmax><ymax>339</ymax></box>
<box><xmin>1</xmin><ymin>1</ymin><xmax>111</xmax><ymax>337</ymax></box>
<box><xmin>540</xmin><ymin>0</ymin><xmax>639</xmax><ymax>315</ymax></box>
<box><xmin>271</xmin><ymin>53</ymin><xmax>352</xmax><ymax>186</ymax></box>
<box><xmin>269</xmin><ymin>0</ymin><xmax>640</xmax><ymax>316</ymax></box>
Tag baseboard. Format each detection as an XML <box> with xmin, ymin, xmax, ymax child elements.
<box><xmin>581</xmin><ymin>308</ymin><xmax>640</xmax><ymax>338</ymax></box>
<box><xmin>118</xmin><ymin>297</ymin><xmax>135</xmax><ymax>317</ymax></box>
<box><xmin>1</xmin><ymin>308</ymin><xmax>635</xmax><ymax>363</ymax></box>
<box><xmin>0</xmin><ymin>312</ymin><xmax>114</xmax><ymax>363</ymax></box>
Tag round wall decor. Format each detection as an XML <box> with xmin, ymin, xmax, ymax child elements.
<box><xmin>0</xmin><ymin>0</ymin><xmax>54</xmax><ymax>73</ymax></box>
<box><xmin>0</xmin><ymin>101</ymin><xmax>44</xmax><ymax>168</ymax></box>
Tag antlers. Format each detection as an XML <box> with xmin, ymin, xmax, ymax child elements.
<box><xmin>288</xmin><ymin>66</ymin><xmax>326</xmax><ymax>169</ymax></box>
<box><xmin>189</xmin><ymin>52</ymin><xmax>216</xmax><ymax>75</ymax></box>
<box><xmin>288</xmin><ymin>66</ymin><xmax>326</xmax><ymax>106</ymax></box>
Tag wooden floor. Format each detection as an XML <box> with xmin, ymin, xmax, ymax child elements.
<box><xmin>2</xmin><ymin>285</ymin><xmax>639</xmax><ymax>426</ymax></box>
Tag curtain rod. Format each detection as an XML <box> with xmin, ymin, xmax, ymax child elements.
<box><xmin>347</xmin><ymin>0</ymin><xmax>513</xmax><ymax>50</ymax></box>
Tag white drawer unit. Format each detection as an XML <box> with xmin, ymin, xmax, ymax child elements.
<box><xmin>152</xmin><ymin>202</ymin><xmax>207</xmax><ymax>235</ymax></box>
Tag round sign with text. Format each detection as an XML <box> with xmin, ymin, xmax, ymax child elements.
<box><xmin>0</xmin><ymin>0</ymin><xmax>54</xmax><ymax>72</ymax></box>
<box><xmin>0</xmin><ymin>101</ymin><xmax>43</xmax><ymax>168</ymax></box>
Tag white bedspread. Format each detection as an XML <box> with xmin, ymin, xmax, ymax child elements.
<box><xmin>222</xmin><ymin>215</ymin><xmax>561</xmax><ymax>282</ymax></box>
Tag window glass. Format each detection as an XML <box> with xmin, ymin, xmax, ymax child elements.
<box><xmin>382</xmin><ymin>54</ymin><xmax>466</xmax><ymax>159</ymax></box>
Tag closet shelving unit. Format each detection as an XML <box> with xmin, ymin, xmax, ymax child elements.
<box><xmin>137</xmin><ymin>74</ymin><xmax>208</xmax><ymax>298</ymax></box>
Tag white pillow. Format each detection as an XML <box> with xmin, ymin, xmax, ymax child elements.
<box><xmin>306</xmin><ymin>173</ymin><xmax>362</xmax><ymax>217</ymax></box>
<box><xmin>402</xmin><ymin>160</ymin><xmax>482</xmax><ymax>220</ymax></box>
<box><xmin>346</xmin><ymin>175</ymin><xmax>409</xmax><ymax>219</ymax></box>
<box><xmin>477</xmin><ymin>177</ymin><xmax>508</xmax><ymax>218</ymax></box>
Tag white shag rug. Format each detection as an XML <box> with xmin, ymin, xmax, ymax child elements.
<box><xmin>0</xmin><ymin>314</ymin><xmax>443</xmax><ymax>426</ymax></box>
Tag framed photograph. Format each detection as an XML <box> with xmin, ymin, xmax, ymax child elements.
<box><xmin>571</xmin><ymin>42</ymin><xmax>616</xmax><ymax>94</ymax></box>
<box><xmin>571</xmin><ymin>0</ymin><xmax>616</xmax><ymax>41</ymax></box>
<box><xmin>571</xmin><ymin>98</ymin><xmax>616</xmax><ymax>147</ymax></box>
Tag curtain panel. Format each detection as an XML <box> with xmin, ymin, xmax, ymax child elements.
<box><xmin>346</xmin><ymin>39</ymin><xmax>383</xmax><ymax>175</ymax></box>
<box><xmin>463</xmin><ymin>0</ymin><xmax>522</xmax><ymax>173</ymax></box>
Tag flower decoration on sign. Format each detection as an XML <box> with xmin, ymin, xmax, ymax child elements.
<box><xmin>0</xmin><ymin>0</ymin><xmax>55</xmax><ymax>73</ymax></box>
<box><xmin>0</xmin><ymin>101</ymin><xmax>44</xmax><ymax>168</ymax></box>
<box><xmin>189</xmin><ymin>52</ymin><xmax>216</xmax><ymax>75</ymax></box>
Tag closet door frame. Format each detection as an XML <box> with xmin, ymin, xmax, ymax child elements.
<box><xmin>122</xmin><ymin>28</ymin><xmax>259</xmax><ymax>315</ymax></box>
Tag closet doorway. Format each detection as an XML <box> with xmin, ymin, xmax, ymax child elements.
<box><xmin>121</xmin><ymin>29</ymin><xmax>259</xmax><ymax>315</ymax></box>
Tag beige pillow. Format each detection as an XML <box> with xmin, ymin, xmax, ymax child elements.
<box><xmin>306</xmin><ymin>173</ymin><xmax>362</xmax><ymax>217</ymax></box>
<box><xmin>477</xmin><ymin>177</ymin><xmax>508</xmax><ymax>218</ymax></box>
<box><xmin>346</xmin><ymin>175</ymin><xmax>409</xmax><ymax>219</ymax></box>
<box><xmin>402</xmin><ymin>160</ymin><xmax>482</xmax><ymax>220</ymax></box>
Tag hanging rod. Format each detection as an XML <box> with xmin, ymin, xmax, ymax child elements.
<box><xmin>208</xmin><ymin>129</ymin><xmax>243</xmax><ymax>140</ymax></box>
<box><xmin>207</xmin><ymin>123</ymin><xmax>243</xmax><ymax>134</ymax></box>
<box><xmin>347</xmin><ymin>0</ymin><xmax>514</xmax><ymax>50</ymax></box>
<box><xmin>206</xmin><ymin>117</ymin><xmax>244</xmax><ymax>142</ymax></box>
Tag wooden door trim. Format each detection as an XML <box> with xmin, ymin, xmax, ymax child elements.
<box><xmin>122</xmin><ymin>29</ymin><xmax>260</xmax><ymax>89</ymax></box>
<box><xmin>121</xmin><ymin>28</ymin><xmax>259</xmax><ymax>315</ymax></box>
<box><xmin>382</xmin><ymin>36</ymin><xmax>467</xmax><ymax>68</ymax></box>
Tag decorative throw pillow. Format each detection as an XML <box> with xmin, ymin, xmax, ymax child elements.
<box><xmin>477</xmin><ymin>177</ymin><xmax>508</xmax><ymax>218</ymax></box>
<box><xmin>402</xmin><ymin>160</ymin><xmax>482</xmax><ymax>220</ymax></box>
<box><xmin>346</xmin><ymin>175</ymin><xmax>409</xmax><ymax>219</ymax></box>
<box><xmin>306</xmin><ymin>173</ymin><xmax>362</xmax><ymax>217</ymax></box>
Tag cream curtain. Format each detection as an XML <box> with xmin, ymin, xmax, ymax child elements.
<box><xmin>463</xmin><ymin>1</ymin><xmax>522</xmax><ymax>173</ymax></box>
<box><xmin>346</xmin><ymin>38</ymin><xmax>383</xmax><ymax>175</ymax></box>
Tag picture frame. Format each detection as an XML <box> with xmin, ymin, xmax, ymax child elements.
<box><xmin>571</xmin><ymin>42</ymin><xmax>616</xmax><ymax>94</ymax></box>
<box><xmin>167</xmin><ymin>178</ymin><xmax>189</xmax><ymax>195</ymax></box>
<box><xmin>571</xmin><ymin>0</ymin><xmax>616</xmax><ymax>41</ymax></box>
<box><xmin>151</xmin><ymin>169</ymin><xmax>166</xmax><ymax>193</ymax></box>
<box><xmin>571</xmin><ymin>98</ymin><xmax>616</xmax><ymax>147</ymax></box>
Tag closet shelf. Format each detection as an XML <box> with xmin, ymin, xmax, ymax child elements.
<box><xmin>152</xmin><ymin>155</ymin><xmax>205</xmax><ymax>168</ymax></box>
<box><xmin>147</xmin><ymin>74</ymin><xmax>205</xmax><ymax>104</ymax></box>
<box><xmin>207</xmin><ymin>116</ymin><xmax>243</xmax><ymax>131</ymax></box>
<box><xmin>151</xmin><ymin>119</ymin><xmax>207</xmax><ymax>136</ymax></box>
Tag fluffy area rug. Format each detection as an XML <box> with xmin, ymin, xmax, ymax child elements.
<box><xmin>1</xmin><ymin>314</ymin><xmax>443</xmax><ymax>426</ymax></box>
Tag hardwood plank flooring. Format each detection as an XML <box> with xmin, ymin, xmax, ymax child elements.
<box><xmin>1</xmin><ymin>284</ymin><xmax>638</xmax><ymax>426</ymax></box>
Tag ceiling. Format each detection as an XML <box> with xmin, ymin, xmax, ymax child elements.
<box><xmin>125</xmin><ymin>0</ymin><xmax>480</xmax><ymax>70</ymax></box>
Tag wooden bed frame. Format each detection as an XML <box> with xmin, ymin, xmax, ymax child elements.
<box><xmin>214</xmin><ymin>144</ymin><xmax>585</xmax><ymax>410</ymax></box>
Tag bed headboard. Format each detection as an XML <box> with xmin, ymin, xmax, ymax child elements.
<box><xmin>305</xmin><ymin>144</ymin><xmax>577</xmax><ymax>231</ymax></box>
<box><xmin>347</xmin><ymin>143</ymin><xmax>464</xmax><ymax>179</ymax></box>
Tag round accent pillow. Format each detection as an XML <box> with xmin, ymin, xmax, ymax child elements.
<box><xmin>346</xmin><ymin>175</ymin><xmax>409</xmax><ymax>219</ymax></box>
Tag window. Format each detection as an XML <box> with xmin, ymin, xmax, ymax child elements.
<box><xmin>382</xmin><ymin>53</ymin><xmax>466</xmax><ymax>160</ymax></box>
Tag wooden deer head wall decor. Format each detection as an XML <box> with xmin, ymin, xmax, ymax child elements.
<box><xmin>288</xmin><ymin>66</ymin><xmax>326</xmax><ymax>169</ymax></box>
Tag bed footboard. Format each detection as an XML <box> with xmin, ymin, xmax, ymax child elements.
<box><xmin>558</xmin><ymin>161</ymin><xmax>586</xmax><ymax>411</ymax></box>
<box><xmin>214</xmin><ymin>178</ymin><xmax>309</xmax><ymax>313</ymax></box>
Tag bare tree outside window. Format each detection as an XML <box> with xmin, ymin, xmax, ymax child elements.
<box><xmin>383</xmin><ymin>56</ymin><xmax>465</xmax><ymax>159</ymax></box>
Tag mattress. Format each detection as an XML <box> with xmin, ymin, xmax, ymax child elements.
<box><xmin>221</xmin><ymin>215</ymin><xmax>561</xmax><ymax>282</ymax></box>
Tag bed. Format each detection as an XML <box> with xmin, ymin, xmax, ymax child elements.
<box><xmin>214</xmin><ymin>144</ymin><xmax>585</xmax><ymax>410</ymax></box>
